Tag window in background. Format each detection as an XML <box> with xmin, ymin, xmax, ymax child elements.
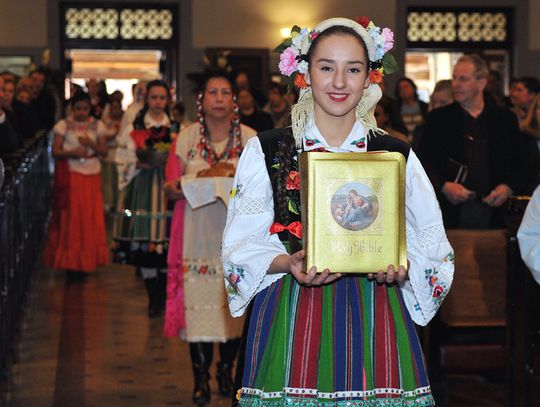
<box><xmin>66</xmin><ymin>49</ymin><xmax>162</xmax><ymax>109</ymax></box>
<box><xmin>405</xmin><ymin>52</ymin><xmax>462</xmax><ymax>103</ymax></box>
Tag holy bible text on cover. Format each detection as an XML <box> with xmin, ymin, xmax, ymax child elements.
<box><xmin>299</xmin><ymin>151</ymin><xmax>406</xmax><ymax>273</ymax></box>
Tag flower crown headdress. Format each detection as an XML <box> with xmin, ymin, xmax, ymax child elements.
<box><xmin>274</xmin><ymin>17</ymin><xmax>399</xmax><ymax>148</ymax></box>
<box><xmin>274</xmin><ymin>16</ymin><xmax>398</xmax><ymax>90</ymax></box>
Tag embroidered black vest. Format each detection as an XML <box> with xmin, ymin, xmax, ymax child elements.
<box><xmin>258</xmin><ymin>127</ymin><xmax>410</xmax><ymax>251</ymax></box>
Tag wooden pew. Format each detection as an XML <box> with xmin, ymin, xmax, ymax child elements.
<box><xmin>436</xmin><ymin>229</ymin><xmax>507</xmax><ymax>374</ymax></box>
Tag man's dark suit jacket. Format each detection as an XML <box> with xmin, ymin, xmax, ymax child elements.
<box><xmin>418</xmin><ymin>101</ymin><xmax>522</xmax><ymax>228</ymax></box>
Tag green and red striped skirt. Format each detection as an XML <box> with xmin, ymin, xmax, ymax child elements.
<box><xmin>237</xmin><ymin>274</ymin><xmax>435</xmax><ymax>406</ymax></box>
<box><xmin>113</xmin><ymin>166</ymin><xmax>171</xmax><ymax>267</ymax></box>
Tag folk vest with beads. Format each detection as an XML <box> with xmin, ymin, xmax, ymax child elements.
<box><xmin>257</xmin><ymin>127</ymin><xmax>410</xmax><ymax>251</ymax></box>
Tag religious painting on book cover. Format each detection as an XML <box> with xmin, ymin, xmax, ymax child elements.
<box><xmin>330</xmin><ymin>182</ymin><xmax>379</xmax><ymax>231</ymax></box>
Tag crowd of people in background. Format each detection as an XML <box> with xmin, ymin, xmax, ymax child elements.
<box><xmin>0</xmin><ymin>68</ymin><xmax>57</xmax><ymax>155</ymax></box>
<box><xmin>1</xmin><ymin>51</ymin><xmax>540</xmax><ymax>405</ymax></box>
<box><xmin>1</xmin><ymin>56</ymin><xmax>539</xmax><ymax>260</ymax></box>
<box><xmin>0</xmin><ymin>62</ymin><xmax>537</xmax><ymax>205</ymax></box>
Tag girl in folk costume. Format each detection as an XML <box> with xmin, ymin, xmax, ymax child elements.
<box><xmin>163</xmin><ymin>70</ymin><xmax>256</xmax><ymax>405</ymax></box>
<box><xmin>222</xmin><ymin>17</ymin><xmax>455</xmax><ymax>406</ymax></box>
<box><xmin>44</xmin><ymin>91</ymin><xmax>109</xmax><ymax>274</ymax></box>
<box><xmin>114</xmin><ymin>80</ymin><xmax>174</xmax><ymax>318</ymax></box>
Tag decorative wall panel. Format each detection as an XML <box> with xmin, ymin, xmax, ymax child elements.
<box><xmin>62</xmin><ymin>3</ymin><xmax>177</xmax><ymax>45</ymax></box>
<box><xmin>407</xmin><ymin>7</ymin><xmax>511</xmax><ymax>49</ymax></box>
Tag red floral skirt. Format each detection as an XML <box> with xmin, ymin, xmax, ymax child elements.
<box><xmin>44</xmin><ymin>168</ymin><xmax>109</xmax><ymax>272</ymax></box>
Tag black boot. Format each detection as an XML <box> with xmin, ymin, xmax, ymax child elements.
<box><xmin>216</xmin><ymin>361</ymin><xmax>234</xmax><ymax>397</ymax></box>
<box><xmin>143</xmin><ymin>277</ymin><xmax>161</xmax><ymax>318</ymax></box>
<box><xmin>217</xmin><ymin>338</ymin><xmax>241</xmax><ymax>397</ymax></box>
<box><xmin>157</xmin><ymin>270</ymin><xmax>167</xmax><ymax>313</ymax></box>
<box><xmin>190</xmin><ymin>342</ymin><xmax>213</xmax><ymax>405</ymax></box>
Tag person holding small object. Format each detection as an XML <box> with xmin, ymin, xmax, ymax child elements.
<box><xmin>418</xmin><ymin>55</ymin><xmax>522</xmax><ymax>229</ymax></box>
<box><xmin>114</xmin><ymin>80</ymin><xmax>174</xmax><ymax>318</ymax></box>
<box><xmin>163</xmin><ymin>70</ymin><xmax>256</xmax><ymax>405</ymax></box>
<box><xmin>222</xmin><ymin>16</ymin><xmax>454</xmax><ymax>406</ymax></box>
<box><xmin>44</xmin><ymin>91</ymin><xmax>109</xmax><ymax>276</ymax></box>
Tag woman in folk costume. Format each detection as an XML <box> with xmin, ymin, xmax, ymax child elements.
<box><xmin>162</xmin><ymin>136</ymin><xmax>186</xmax><ymax>338</ymax></box>
<box><xmin>221</xmin><ymin>17</ymin><xmax>455</xmax><ymax>406</ymax></box>
<box><xmin>44</xmin><ymin>91</ymin><xmax>109</xmax><ymax>275</ymax></box>
<box><xmin>163</xmin><ymin>70</ymin><xmax>256</xmax><ymax>405</ymax></box>
<box><xmin>114</xmin><ymin>79</ymin><xmax>174</xmax><ymax>318</ymax></box>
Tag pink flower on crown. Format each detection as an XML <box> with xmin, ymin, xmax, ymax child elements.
<box><xmin>278</xmin><ymin>46</ymin><xmax>298</xmax><ymax>77</ymax></box>
<box><xmin>382</xmin><ymin>28</ymin><xmax>394</xmax><ymax>53</ymax></box>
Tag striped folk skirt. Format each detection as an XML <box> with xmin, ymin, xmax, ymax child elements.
<box><xmin>238</xmin><ymin>274</ymin><xmax>435</xmax><ymax>407</ymax></box>
<box><xmin>113</xmin><ymin>167</ymin><xmax>171</xmax><ymax>267</ymax></box>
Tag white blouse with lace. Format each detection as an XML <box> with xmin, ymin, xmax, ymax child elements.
<box><xmin>221</xmin><ymin>121</ymin><xmax>455</xmax><ymax>326</ymax></box>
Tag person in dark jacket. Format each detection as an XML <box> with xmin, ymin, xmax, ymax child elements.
<box><xmin>0</xmin><ymin>76</ymin><xmax>22</xmax><ymax>156</ymax></box>
<box><xmin>237</xmin><ymin>88</ymin><xmax>273</xmax><ymax>132</ymax></box>
<box><xmin>31</xmin><ymin>69</ymin><xmax>57</xmax><ymax>130</ymax></box>
<box><xmin>11</xmin><ymin>76</ymin><xmax>40</xmax><ymax>139</ymax></box>
<box><xmin>418</xmin><ymin>54</ymin><xmax>523</xmax><ymax>229</ymax></box>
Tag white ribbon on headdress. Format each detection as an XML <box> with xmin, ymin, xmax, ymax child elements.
<box><xmin>305</xmin><ymin>18</ymin><xmax>376</xmax><ymax>60</ymax></box>
<box><xmin>291</xmin><ymin>17</ymin><xmax>385</xmax><ymax>148</ymax></box>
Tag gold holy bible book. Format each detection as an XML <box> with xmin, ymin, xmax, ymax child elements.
<box><xmin>299</xmin><ymin>152</ymin><xmax>406</xmax><ymax>273</ymax></box>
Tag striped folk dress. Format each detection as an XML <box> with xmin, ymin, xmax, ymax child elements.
<box><xmin>239</xmin><ymin>275</ymin><xmax>434</xmax><ymax>406</ymax></box>
<box><xmin>113</xmin><ymin>121</ymin><xmax>172</xmax><ymax>267</ymax></box>
<box><xmin>222</xmin><ymin>128</ymin><xmax>454</xmax><ymax>407</ymax></box>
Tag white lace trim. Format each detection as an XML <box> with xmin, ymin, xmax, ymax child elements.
<box><xmin>407</xmin><ymin>223</ymin><xmax>446</xmax><ymax>249</ymax></box>
<box><xmin>241</xmin><ymin>385</ymin><xmax>433</xmax><ymax>399</ymax></box>
<box><xmin>236</xmin><ymin>196</ymin><xmax>268</xmax><ymax>215</ymax></box>
<box><xmin>221</xmin><ymin>234</ymin><xmax>278</xmax><ymax>258</ymax></box>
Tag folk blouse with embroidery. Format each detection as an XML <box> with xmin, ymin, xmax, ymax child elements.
<box><xmin>221</xmin><ymin>120</ymin><xmax>454</xmax><ymax>326</ymax></box>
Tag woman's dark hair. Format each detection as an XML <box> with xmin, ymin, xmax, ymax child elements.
<box><xmin>110</xmin><ymin>90</ymin><xmax>124</xmax><ymax>102</ymax></box>
<box><xmin>146</xmin><ymin>79</ymin><xmax>170</xmax><ymax>96</ymax></box>
<box><xmin>395</xmin><ymin>77</ymin><xmax>419</xmax><ymax>103</ymax></box>
<box><xmin>268</xmin><ymin>81</ymin><xmax>286</xmax><ymax>96</ymax></box>
<box><xmin>69</xmin><ymin>90</ymin><xmax>91</xmax><ymax>107</ymax></box>
<box><xmin>275</xmin><ymin>128</ymin><xmax>297</xmax><ymax>226</ymax></box>
<box><xmin>515</xmin><ymin>76</ymin><xmax>540</xmax><ymax>95</ymax></box>
<box><xmin>306</xmin><ymin>26</ymin><xmax>369</xmax><ymax>72</ymax></box>
<box><xmin>199</xmin><ymin>69</ymin><xmax>234</xmax><ymax>94</ymax></box>
<box><xmin>133</xmin><ymin>79</ymin><xmax>171</xmax><ymax>129</ymax></box>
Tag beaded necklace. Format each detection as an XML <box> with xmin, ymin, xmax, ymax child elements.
<box><xmin>196</xmin><ymin>94</ymin><xmax>242</xmax><ymax>166</ymax></box>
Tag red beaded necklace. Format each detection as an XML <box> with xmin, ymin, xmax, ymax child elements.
<box><xmin>196</xmin><ymin>96</ymin><xmax>242</xmax><ymax>166</ymax></box>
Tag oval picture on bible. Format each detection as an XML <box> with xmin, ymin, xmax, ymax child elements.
<box><xmin>331</xmin><ymin>182</ymin><xmax>379</xmax><ymax>231</ymax></box>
